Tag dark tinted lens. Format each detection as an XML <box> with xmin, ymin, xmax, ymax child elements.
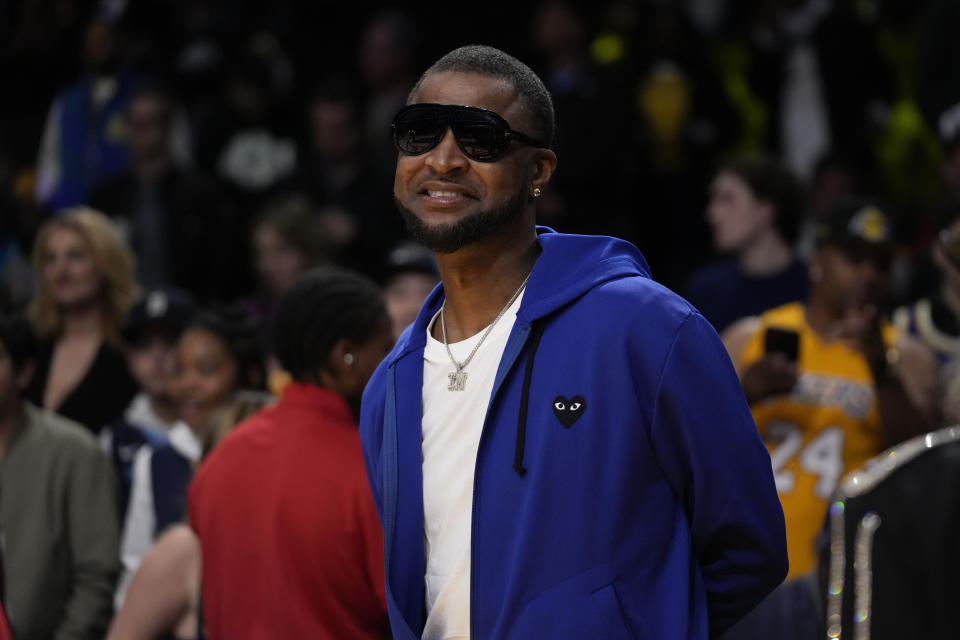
<box><xmin>451</xmin><ymin>109</ymin><xmax>507</xmax><ymax>161</ymax></box>
<box><xmin>393</xmin><ymin>107</ymin><xmax>445</xmax><ymax>155</ymax></box>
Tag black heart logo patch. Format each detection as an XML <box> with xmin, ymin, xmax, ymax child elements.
<box><xmin>553</xmin><ymin>395</ymin><xmax>587</xmax><ymax>428</ymax></box>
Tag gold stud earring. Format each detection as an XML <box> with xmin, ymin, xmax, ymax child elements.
<box><xmin>533</xmin><ymin>187</ymin><xmax>542</xmax><ymax>198</ymax></box>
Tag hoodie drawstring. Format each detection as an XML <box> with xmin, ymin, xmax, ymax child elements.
<box><xmin>514</xmin><ymin>319</ymin><xmax>546</xmax><ymax>476</ymax></box>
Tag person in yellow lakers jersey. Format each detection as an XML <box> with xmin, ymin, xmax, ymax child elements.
<box><xmin>723</xmin><ymin>201</ymin><xmax>929</xmax><ymax>579</ymax></box>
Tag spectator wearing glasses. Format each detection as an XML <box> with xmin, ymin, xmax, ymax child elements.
<box><xmin>359</xmin><ymin>44</ymin><xmax>787</xmax><ymax>640</ymax></box>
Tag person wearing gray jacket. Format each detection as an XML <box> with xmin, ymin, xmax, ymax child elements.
<box><xmin>0</xmin><ymin>312</ymin><xmax>120</xmax><ymax>639</ymax></box>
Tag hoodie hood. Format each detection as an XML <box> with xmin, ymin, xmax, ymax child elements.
<box><xmin>388</xmin><ymin>227</ymin><xmax>651</xmax><ymax>364</ymax></box>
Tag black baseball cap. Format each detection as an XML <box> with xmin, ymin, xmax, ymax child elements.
<box><xmin>814</xmin><ymin>199</ymin><xmax>894</xmax><ymax>249</ymax></box>
<box><xmin>383</xmin><ymin>241</ymin><xmax>438</xmax><ymax>282</ymax></box>
<box><xmin>123</xmin><ymin>287</ymin><xmax>196</xmax><ymax>345</ymax></box>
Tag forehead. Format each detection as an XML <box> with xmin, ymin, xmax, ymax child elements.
<box><xmin>181</xmin><ymin>327</ymin><xmax>229</xmax><ymax>355</ymax></box>
<box><xmin>821</xmin><ymin>241</ymin><xmax>891</xmax><ymax>268</ymax></box>
<box><xmin>411</xmin><ymin>71</ymin><xmax>526</xmax><ymax>126</ymax></box>
<box><xmin>47</xmin><ymin>226</ymin><xmax>86</xmax><ymax>248</ymax></box>
<box><xmin>712</xmin><ymin>170</ymin><xmax>748</xmax><ymax>191</ymax></box>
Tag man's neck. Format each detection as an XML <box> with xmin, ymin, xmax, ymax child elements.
<box><xmin>738</xmin><ymin>230</ymin><xmax>793</xmax><ymax>278</ymax></box>
<box><xmin>433</xmin><ymin>222</ymin><xmax>540</xmax><ymax>342</ymax></box>
<box><xmin>150</xmin><ymin>395</ymin><xmax>179</xmax><ymax>424</ymax></box>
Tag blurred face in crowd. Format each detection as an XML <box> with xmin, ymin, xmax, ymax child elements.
<box><xmin>127</xmin><ymin>333</ymin><xmax>177</xmax><ymax>402</ymax></box>
<box><xmin>253</xmin><ymin>222</ymin><xmax>308</xmax><ymax>296</ymax></box>
<box><xmin>310</xmin><ymin>99</ymin><xmax>359</xmax><ymax>163</ymax></box>
<box><xmin>41</xmin><ymin>227</ymin><xmax>104</xmax><ymax>310</ymax></box>
<box><xmin>811</xmin><ymin>241</ymin><xmax>890</xmax><ymax>316</ymax></box>
<box><xmin>83</xmin><ymin>19</ymin><xmax>117</xmax><ymax>74</ymax></box>
<box><xmin>394</xmin><ymin>71</ymin><xmax>547</xmax><ymax>254</ymax></box>
<box><xmin>361</xmin><ymin>21</ymin><xmax>409</xmax><ymax>88</ymax></box>
<box><xmin>809</xmin><ymin>166</ymin><xmax>855</xmax><ymax>217</ymax></box>
<box><xmin>707</xmin><ymin>170</ymin><xmax>773</xmax><ymax>253</ymax></box>
<box><xmin>384</xmin><ymin>272</ymin><xmax>438</xmax><ymax>340</ymax></box>
<box><xmin>533</xmin><ymin>1</ymin><xmax>585</xmax><ymax>61</ymax></box>
<box><xmin>171</xmin><ymin>328</ymin><xmax>240</xmax><ymax>432</ymax></box>
<box><xmin>127</xmin><ymin>93</ymin><xmax>170</xmax><ymax>162</ymax></box>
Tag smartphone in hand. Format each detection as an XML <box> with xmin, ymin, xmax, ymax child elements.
<box><xmin>763</xmin><ymin>327</ymin><xmax>800</xmax><ymax>362</ymax></box>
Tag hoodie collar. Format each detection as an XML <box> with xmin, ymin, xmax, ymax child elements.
<box><xmin>386</xmin><ymin>227</ymin><xmax>651</xmax><ymax>365</ymax></box>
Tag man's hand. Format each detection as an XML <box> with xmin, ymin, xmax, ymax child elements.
<box><xmin>740</xmin><ymin>354</ymin><xmax>798</xmax><ymax>405</ymax></box>
<box><xmin>829</xmin><ymin>305</ymin><xmax>887</xmax><ymax>377</ymax></box>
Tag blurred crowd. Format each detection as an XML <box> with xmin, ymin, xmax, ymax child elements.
<box><xmin>2</xmin><ymin>0</ymin><xmax>960</xmax><ymax>638</ymax></box>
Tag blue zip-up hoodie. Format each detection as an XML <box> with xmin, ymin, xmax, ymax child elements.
<box><xmin>360</xmin><ymin>229</ymin><xmax>788</xmax><ymax>639</ymax></box>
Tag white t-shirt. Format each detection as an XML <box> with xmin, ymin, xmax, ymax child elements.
<box><xmin>421</xmin><ymin>292</ymin><xmax>524</xmax><ymax>640</ymax></box>
<box><xmin>114</xmin><ymin>421</ymin><xmax>201</xmax><ymax>608</ymax></box>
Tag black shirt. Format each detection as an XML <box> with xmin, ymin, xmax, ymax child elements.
<box><xmin>25</xmin><ymin>340</ymin><xmax>139</xmax><ymax>435</ymax></box>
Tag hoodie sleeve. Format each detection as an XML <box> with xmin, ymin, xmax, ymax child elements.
<box><xmin>359</xmin><ymin>362</ymin><xmax>388</xmax><ymax>521</ymax></box>
<box><xmin>648</xmin><ymin>311</ymin><xmax>788</xmax><ymax>637</ymax></box>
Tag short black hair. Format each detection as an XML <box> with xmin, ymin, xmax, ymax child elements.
<box><xmin>187</xmin><ymin>305</ymin><xmax>266</xmax><ymax>391</ymax></box>
<box><xmin>410</xmin><ymin>44</ymin><xmax>555</xmax><ymax>148</ymax></box>
<box><xmin>273</xmin><ymin>266</ymin><xmax>387</xmax><ymax>382</ymax></box>
<box><xmin>720</xmin><ymin>156</ymin><xmax>805</xmax><ymax>246</ymax></box>
<box><xmin>0</xmin><ymin>311</ymin><xmax>36</xmax><ymax>372</ymax></box>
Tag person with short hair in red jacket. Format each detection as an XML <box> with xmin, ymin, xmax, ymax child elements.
<box><xmin>188</xmin><ymin>266</ymin><xmax>392</xmax><ymax>638</ymax></box>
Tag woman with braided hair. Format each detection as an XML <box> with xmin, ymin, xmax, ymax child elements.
<box><xmin>189</xmin><ymin>266</ymin><xmax>392</xmax><ymax>638</ymax></box>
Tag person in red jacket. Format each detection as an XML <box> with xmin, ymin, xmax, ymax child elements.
<box><xmin>0</xmin><ymin>603</ymin><xmax>11</xmax><ymax>640</ymax></box>
<box><xmin>188</xmin><ymin>266</ymin><xmax>392</xmax><ymax>638</ymax></box>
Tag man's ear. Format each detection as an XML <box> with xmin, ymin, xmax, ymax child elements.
<box><xmin>529</xmin><ymin>148</ymin><xmax>558</xmax><ymax>194</ymax></box>
<box><xmin>15</xmin><ymin>360</ymin><xmax>35</xmax><ymax>393</ymax></box>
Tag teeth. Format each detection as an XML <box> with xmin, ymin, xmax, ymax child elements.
<box><xmin>427</xmin><ymin>190</ymin><xmax>462</xmax><ymax>198</ymax></box>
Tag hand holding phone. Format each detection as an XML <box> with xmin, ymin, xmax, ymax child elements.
<box><xmin>741</xmin><ymin>327</ymin><xmax>800</xmax><ymax>404</ymax></box>
<box><xmin>764</xmin><ymin>327</ymin><xmax>800</xmax><ymax>362</ymax></box>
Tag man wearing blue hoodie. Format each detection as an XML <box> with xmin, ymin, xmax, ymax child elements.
<box><xmin>359</xmin><ymin>44</ymin><xmax>788</xmax><ymax>639</ymax></box>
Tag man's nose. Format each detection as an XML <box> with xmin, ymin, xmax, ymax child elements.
<box><xmin>424</xmin><ymin>126</ymin><xmax>469</xmax><ymax>173</ymax></box>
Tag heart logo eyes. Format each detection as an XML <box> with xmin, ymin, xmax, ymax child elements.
<box><xmin>552</xmin><ymin>395</ymin><xmax>587</xmax><ymax>428</ymax></box>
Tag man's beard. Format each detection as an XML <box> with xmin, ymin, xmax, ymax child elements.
<box><xmin>395</xmin><ymin>188</ymin><xmax>529</xmax><ymax>254</ymax></box>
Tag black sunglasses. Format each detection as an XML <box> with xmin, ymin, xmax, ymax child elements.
<box><xmin>391</xmin><ymin>103</ymin><xmax>547</xmax><ymax>162</ymax></box>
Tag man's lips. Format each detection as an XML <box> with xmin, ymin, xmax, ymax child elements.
<box><xmin>417</xmin><ymin>182</ymin><xmax>476</xmax><ymax>205</ymax></box>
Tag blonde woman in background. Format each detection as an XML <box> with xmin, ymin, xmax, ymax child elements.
<box><xmin>25</xmin><ymin>207</ymin><xmax>140</xmax><ymax>433</ymax></box>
